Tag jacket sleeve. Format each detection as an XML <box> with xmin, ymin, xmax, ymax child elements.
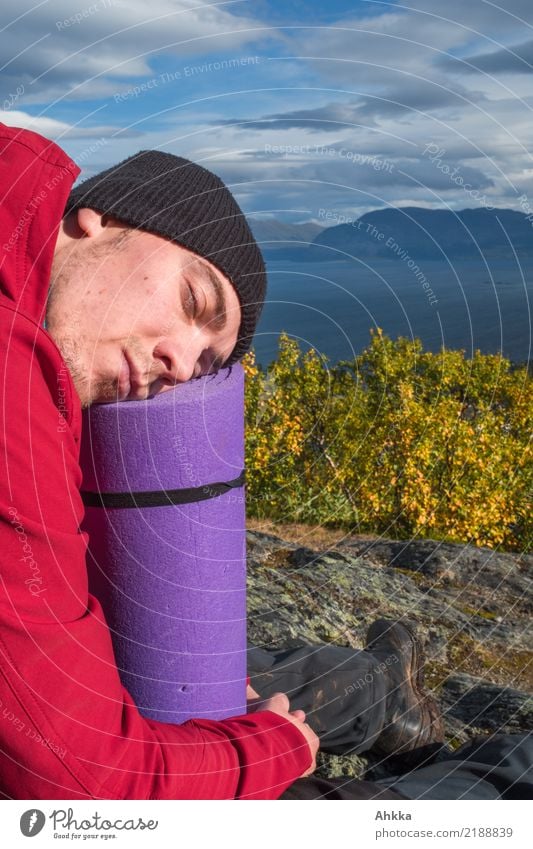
<box><xmin>0</xmin><ymin>310</ymin><xmax>311</xmax><ymax>800</ymax></box>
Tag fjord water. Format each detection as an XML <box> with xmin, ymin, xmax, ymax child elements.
<box><xmin>253</xmin><ymin>256</ymin><xmax>533</xmax><ymax>368</ymax></box>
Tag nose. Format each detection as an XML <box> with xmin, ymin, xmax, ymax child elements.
<box><xmin>153</xmin><ymin>339</ymin><xmax>203</xmax><ymax>384</ymax></box>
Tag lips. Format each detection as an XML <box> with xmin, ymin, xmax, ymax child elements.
<box><xmin>118</xmin><ymin>352</ymin><xmax>131</xmax><ymax>400</ymax></box>
<box><xmin>120</xmin><ymin>351</ymin><xmax>151</xmax><ymax>400</ymax></box>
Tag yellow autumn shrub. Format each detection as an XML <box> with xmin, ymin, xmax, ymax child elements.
<box><xmin>243</xmin><ymin>330</ymin><xmax>532</xmax><ymax>553</ymax></box>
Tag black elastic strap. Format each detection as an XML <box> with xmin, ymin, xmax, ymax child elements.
<box><xmin>81</xmin><ymin>469</ymin><xmax>245</xmax><ymax>509</ymax></box>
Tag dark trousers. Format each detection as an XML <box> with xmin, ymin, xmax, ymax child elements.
<box><xmin>248</xmin><ymin>645</ymin><xmax>533</xmax><ymax>800</ymax></box>
<box><xmin>249</xmin><ymin>643</ymin><xmax>388</xmax><ymax>754</ymax></box>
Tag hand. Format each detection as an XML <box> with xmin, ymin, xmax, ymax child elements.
<box><xmin>246</xmin><ymin>685</ymin><xmax>318</xmax><ymax>777</ymax></box>
<box><xmin>246</xmin><ymin>683</ymin><xmax>262</xmax><ymax>707</ymax></box>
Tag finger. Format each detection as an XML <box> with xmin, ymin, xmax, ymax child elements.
<box><xmin>271</xmin><ymin>692</ymin><xmax>290</xmax><ymax>711</ymax></box>
<box><xmin>246</xmin><ymin>697</ymin><xmax>265</xmax><ymax>713</ymax></box>
<box><xmin>290</xmin><ymin>709</ymin><xmax>306</xmax><ymax>722</ymax></box>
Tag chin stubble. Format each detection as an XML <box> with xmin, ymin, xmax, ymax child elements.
<box><xmin>47</xmin><ymin>232</ymin><xmax>133</xmax><ymax>407</ymax></box>
<box><xmin>52</xmin><ymin>333</ymin><xmax>119</xmax><ymax>408</ymax></box>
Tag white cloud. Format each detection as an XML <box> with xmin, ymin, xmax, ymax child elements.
<box><xmin>4</xmin><ymin>1</ymin><xmax>533</xmax><ymax>217</ymax></box>
<box><xmin>197</xmin><ymin>0</ymin><xmax>533</xmax><ymax>216</ymax></box>
<box><xmin>0</xmin><ymin>110</ymin><xmax>140</xmax><ymax>139</ymax></box>
<box><xmin>0</xmin><ymin>0</ymin><xmax>276</xmax><ymax>103</ymax></box>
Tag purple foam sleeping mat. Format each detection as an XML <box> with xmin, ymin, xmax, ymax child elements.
<box><xmin>79</xmin><ymin>365</ymin><xmax>247</xmax><ymax>724</ymax></box>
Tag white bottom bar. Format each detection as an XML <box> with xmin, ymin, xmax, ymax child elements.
<box><xmin>1</xmin><ymin>799</ymin><xmax>528</xmax><ymax>847</ymax></box>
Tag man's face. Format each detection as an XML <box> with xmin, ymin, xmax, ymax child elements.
<box><xmin>46</xmin><ymin>211</ymin><xmax>241</xmax><ymax>407</ymax></box>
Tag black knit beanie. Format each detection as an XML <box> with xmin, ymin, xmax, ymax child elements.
<box><xmin>65</xmin><ymin>150</ymin><xmax>266</xmax><ymax>366</ymax></box>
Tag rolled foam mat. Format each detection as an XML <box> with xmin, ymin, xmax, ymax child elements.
<box><xmin>79</xmin><ymin>365</ymin><xmax>247</xmax><ymax>724</ymax></box>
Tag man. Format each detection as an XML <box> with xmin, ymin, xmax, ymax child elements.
<box><xmin>0</xmin><ymin>121</ymin><xmax>315</xmax><ymax>800</ymax></box>
<box><xmin>0</xmin><ymin>121</ymin><xmax>530</xmax><ymax>800</ymax></box>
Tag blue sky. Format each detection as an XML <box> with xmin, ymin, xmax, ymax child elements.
<box><xmin>2</xmin><ymin>0</ymin><xmax>533</xmax><ymax>223</ymax></box>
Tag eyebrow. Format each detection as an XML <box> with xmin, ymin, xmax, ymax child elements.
<box><xmin>196</xmin><ymin>261</ymin><xmax>228</xmax><ymax>332</ymax></box>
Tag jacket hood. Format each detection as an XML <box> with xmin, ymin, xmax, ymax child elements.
<box><xmin>0</xmin><ymin>122</ymin><xmax>80</xmax><ymax>324</ymax></box>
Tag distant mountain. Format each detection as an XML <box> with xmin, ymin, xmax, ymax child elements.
<box><xmin>312</xmin><ymin>207</ymin><xmax>533</xmax><ymax>261</ymax></box>
<box><xmin>248</xmin><ymin>218</ymin><xmax>323</xmax><ymax>245</ymax></box>
<box><xmin>248</xmin><ymin>218</ymin><xmax>323</xmax><ymax>260</ymax></box>
<box><xmin>247</xmin><ymin>207</ymin><xmax>533</xmax><ymax>262</ymax></box>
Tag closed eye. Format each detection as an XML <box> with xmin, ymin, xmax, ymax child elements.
<box><xmin>184</xmin><ymin>281</ymin><xmax>198</xmax><ymax>318</ymax></box>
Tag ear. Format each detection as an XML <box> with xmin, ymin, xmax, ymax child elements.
<box><xmin>75</xmin><ymin>207</ymin><xmax>109</xmax><ymax>239</ymax></box>
<box><xmin>57</xmin><ymin>209</ymin><xmax>131</xmax><ymax>253</ymax></box>
<box><xmin>73</xmin><ymin>209</ymin><xmax>129</xmax><ymax>238</ymax></box>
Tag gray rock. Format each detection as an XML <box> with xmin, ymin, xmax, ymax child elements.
<box><xmin>441</xmin><ymin>673</ymin><xmax>533</xmax><ymax>735</ymax></box>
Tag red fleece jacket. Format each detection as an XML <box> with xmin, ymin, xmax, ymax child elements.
<box><xmin>0</xmin><ymin>123</ymin><xmax>311</xmax><ymax>800</ymax></box>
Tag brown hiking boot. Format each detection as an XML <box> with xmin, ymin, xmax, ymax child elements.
<box><xmin>364</xmin><ymin>619</ymin><xmax>445</xmax><ymax>767</ymax></box>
